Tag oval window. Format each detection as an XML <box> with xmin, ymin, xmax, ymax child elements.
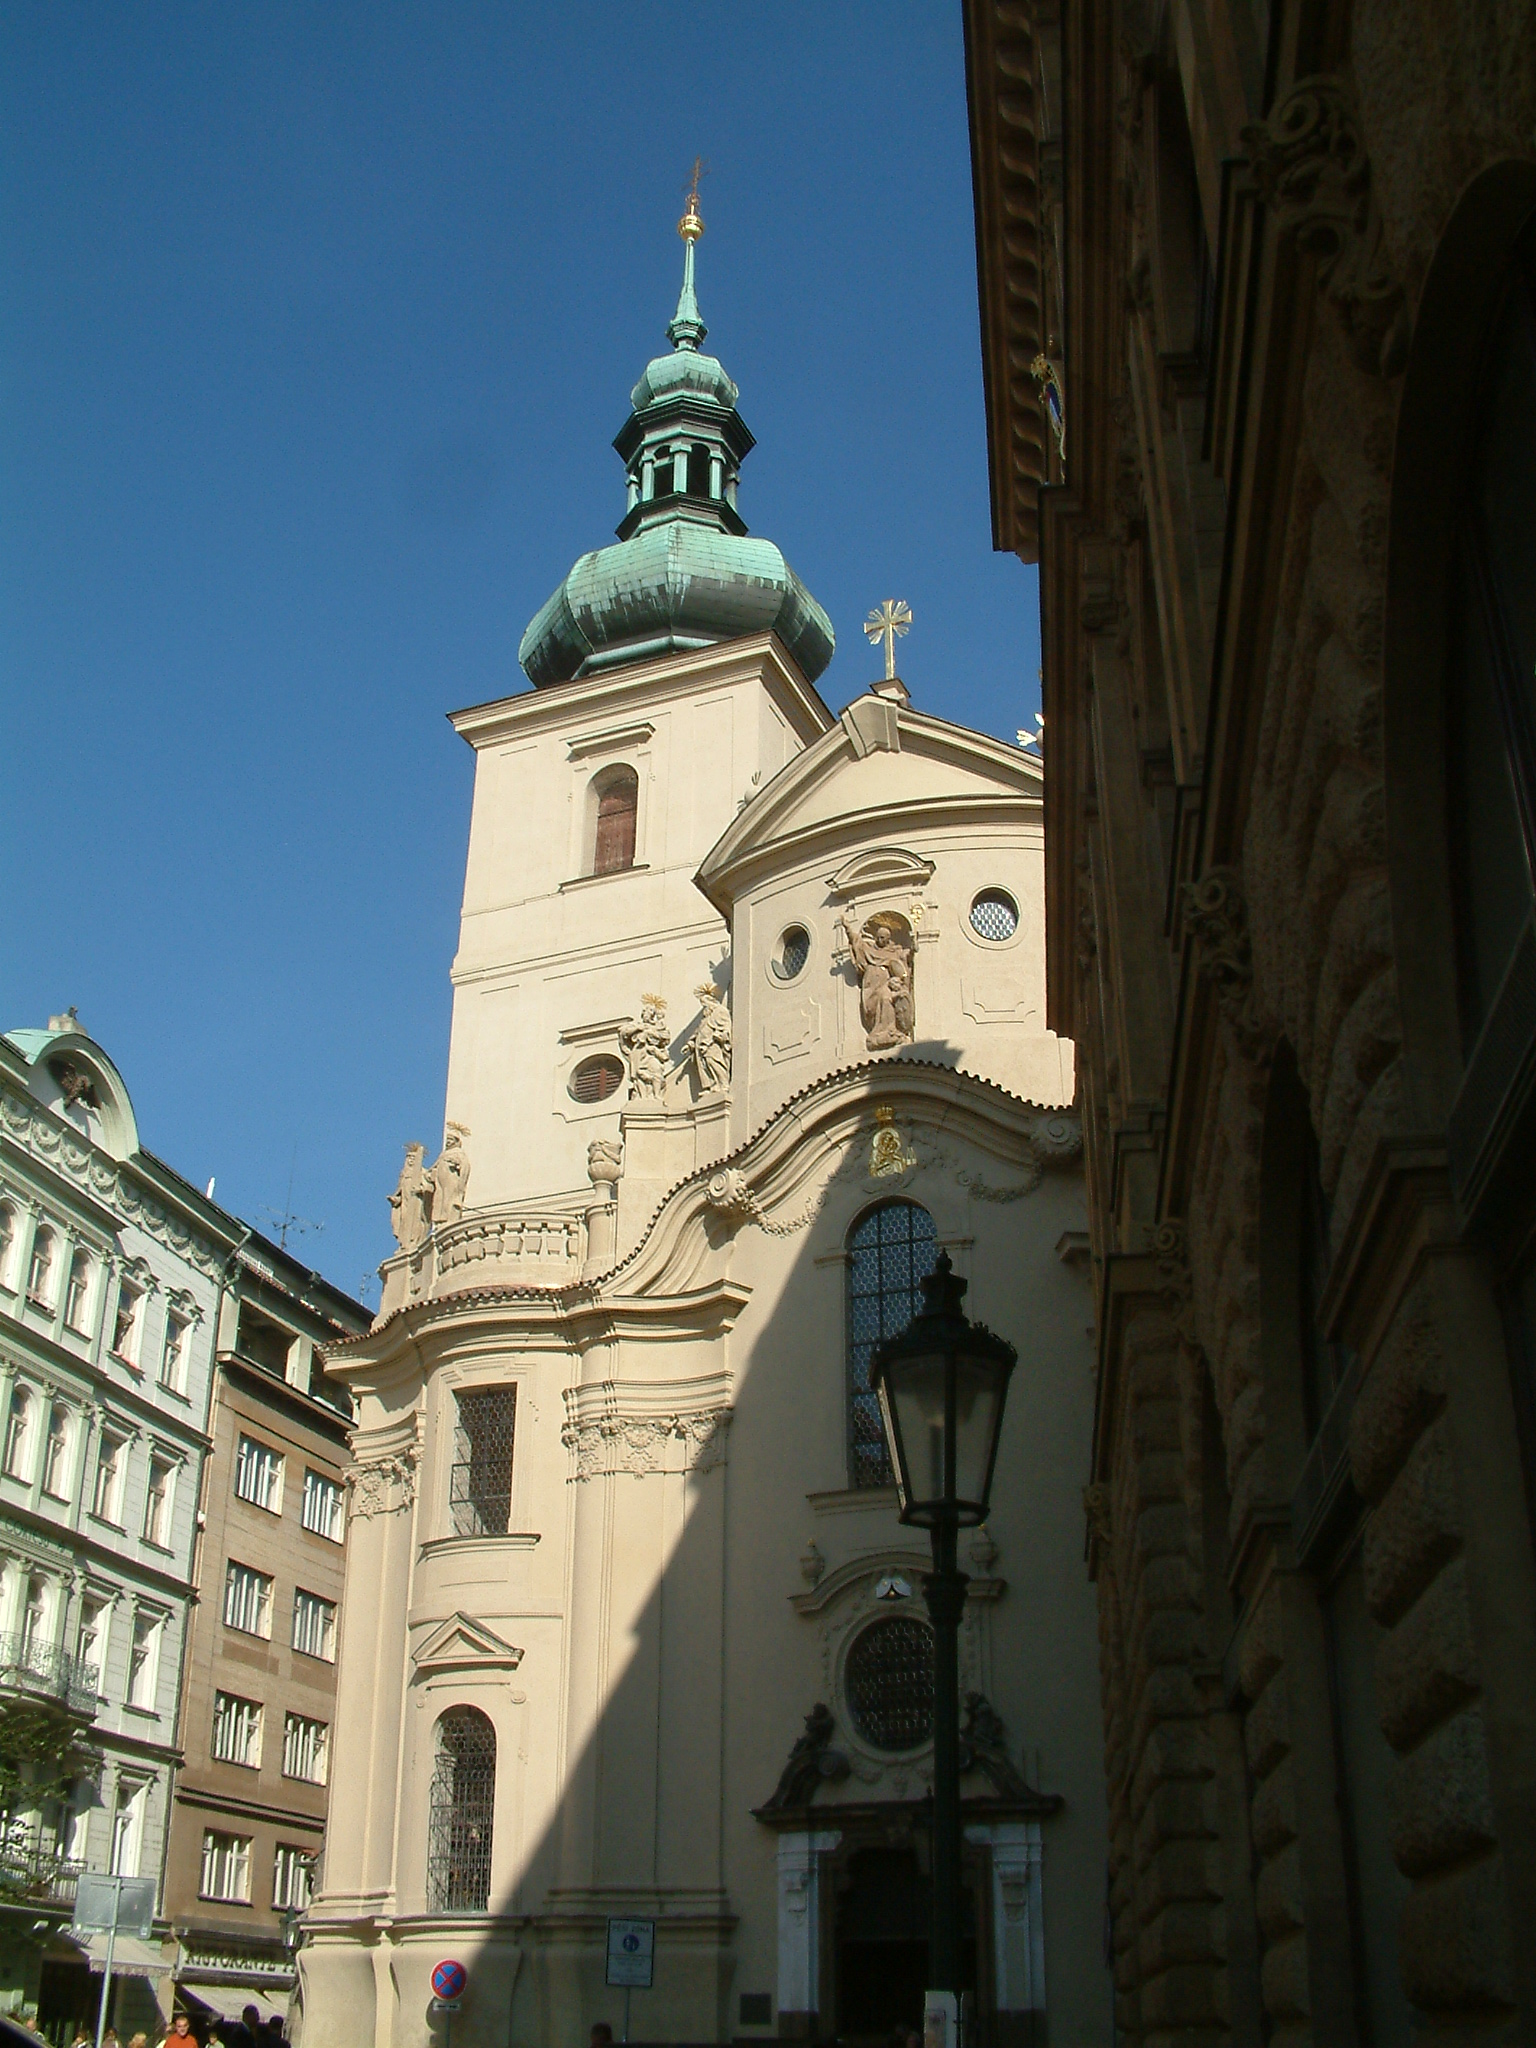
<box><xmin>771</xmin><ymin>925</ymin><xmax>811</xmax><ymax>982</ymax></box>
<box><xmin>569</xmin><ymin>1054</ymin><xmax>624</xmax><ymax>1104</ymax></box>
<box><xmin>969</xmin><ymin>889</ymin><xmax>1019</xmax><ymax>942</ymax></box>
<box><xmin>844</xmin><ymin>1615</ymin><xmax>934</xmax><ymax>1752</ymax></box>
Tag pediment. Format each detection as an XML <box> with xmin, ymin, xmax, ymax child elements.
<box><xmin>413</xmin><ymin>1611</ymin><xmax>524</xmax><ymax>1675</ymax></box>
<box><xmin>826</xmin><ymin>847</ymin><xmax>936</xmax><ymax>901</ymax></box>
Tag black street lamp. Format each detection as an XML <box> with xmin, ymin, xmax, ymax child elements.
<box><xmin>870</xmin><ymin>1250</ymin><xmax>1017</xmax><ymax>1998</ymax></box>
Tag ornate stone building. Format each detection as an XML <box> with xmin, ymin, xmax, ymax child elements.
<box><xmin>967</xmin><ymin>0</ymin><xmax>1536</xmax><ymax>2039</ymax></box>
<box><xmin>302</xmin><ymin>205</ymin><xmax>1110</xmax><ymax>2048</ymax></box>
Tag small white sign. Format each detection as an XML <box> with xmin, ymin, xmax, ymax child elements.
<box><xmin>605</xmin><ymin>1917</ymin><xmax>655</xmax><ymax>1990</ymax></box>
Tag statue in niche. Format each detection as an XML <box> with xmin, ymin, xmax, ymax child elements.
<box><xmin>587</xmin><ymin>1138</ymin><xmax>624</xmax><ymax>1188</ymax></box>
<box><xmin>838</xmin><ymin>908</ymin><xmax>915</xmax><ymax>1050</ymax></box>
<box><xmin>761</xmin><ymin>1703</ymin><xmax>850</xmax><ymax>1811</ymax></box>
<box><xmin>689</xmin><ymin>984</ymin><xmax>732</xmax><ymax>1094</ymax></box>
<box><xmin>388</xmin><ymin>1143</ymin><xmax>432</xmax><ymax>1252</ymax></box>
<box><xmin>619</xmin><ymin>995</ymin><xmax>671</xmax><ymax>1101</ymax></box>
<box><xmin>959</xmin><ymin>1691</ymin><xmax>1032</xmax><ymax>1799</ymax></box>
<box><xmin>425</xmin><ymin>1125</ymin><xmax>471</xmax><ymax>1229</ymax></box>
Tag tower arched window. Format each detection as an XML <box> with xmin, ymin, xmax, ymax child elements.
<box><xmin>846</xmin><ymin>1201</ymin><xmax>938</xmax><ymax>1488</ymax></box>
<box><xmin>591</xmin><ymin>766</ymin><xmax>639</xmax><ymax>877</ymax></box>
<box><xmin>427</xmin><ymin>1706</ymin><xmax>496</xmax><ymax>1913</ymax></box>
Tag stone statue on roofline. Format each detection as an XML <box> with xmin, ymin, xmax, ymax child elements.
<box><xmin>689</xmin><ymin>983</ymin><xmax>732</xmax><ymax>1094</ymax></box>
<box><xmin>619</xmin><ymin>995</ymin><xmax>671</xmax><ymax>1101</ymax></box>
<box><xmin>426</xmin><ymin>1124</ymin><xmax>471</xmax><ymax>1229</ymax></box>
<box><xmin>388</xmin><ymin>1143</ymin><xmax>432</xmax><ymax>1252</ymax></box>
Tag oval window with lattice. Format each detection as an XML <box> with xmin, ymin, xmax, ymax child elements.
<box><xmin>969</xmin><ymin>888</ymin><xmax>1019</xmax><ymax>942</ymax></box>
<box><xmin>771</xmin><ymin>925</ymin><xmax>811</xmax><ymax>982</ymax></box>
<box><xmin>569</xmin><ymin>1055</ymin><xmax>624</xmax><ymax>1104</ymax></box>
<box><xmin>844</xmin><ymin>1615</ymin><xmax>935</xmax><ymax>1752</ymax></box>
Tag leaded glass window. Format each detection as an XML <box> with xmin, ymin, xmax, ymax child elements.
<box><xmin>450</xmin><ymin>1387</ymin><xmax>516</xmax><ymax>1537</ymax></box>
<box><xmin>845</xmin><ymin>1616</ymin><xmax>935</xmax><ymax>1751</ymax></box>
<box><xmin>427</xmin><ymin>1706</ymin><xmax>495</xmax><ymax>1913</ymax></box>
<box><xmin>846</xmin><ymin>1202</ymin><xmax>937</xmax><ymax>1487</ymax></box>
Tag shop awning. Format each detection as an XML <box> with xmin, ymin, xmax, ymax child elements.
<box><xmin>62</xmin><ymin>1933</ymin><xmax>176</xmax><ymax>1979</ymax></box>
<box><xmin>177</xmin><ymin>1982</ymin><xmax>292</xmax><ymax>2027</ymax></box>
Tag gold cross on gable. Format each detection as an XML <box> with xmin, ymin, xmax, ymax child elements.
<box><xmin>864</xmin><ymin>599</ymin><xmax>912</xmax><ymax>680</ymax></box>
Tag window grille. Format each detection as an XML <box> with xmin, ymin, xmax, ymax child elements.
<box><xmin>302</xmin><ymin>1468</ymin><xmax>345</xmax><ymax>1541</ymax></box>
<box><xmin>273</xmin><ymin>1843</ymin><xmax>315</xmax><ymax>1910</ymax></box>
<box><xmin>450</xmin><ymin>1387</ymin><xmax>517</xmax><ymax>1537</ymax></box>
<box><xmin>200</xmin><ymin>1829</ymin><xmax>251</xmax><ymax>1901</ymax></box>
<box><xmin>235</xmin><ymin>1434</ymin><xmax>284</xmax><ymax>1512</ymax></box>
<box><xmin>291</xmin><ymin>1588</ymin><xmax>336</xmax><ymax>1661</ymax></box>
<box><xmin>845</xmin><ymin>1616</ymin><xmax>935</xmax><ymax>1752</ymax></box>
<box><xmin>969</xmin><ymin>888</ymin><xmax>1020</xmax><ymax>942</ymax></box>
<box><xmin>593</xmin><ymin>768</ymin><xmax>638</xmax><ymax>875</ymax></box>
<box><xmin>846</xmin><ymin>1202</ymin><xmax>938</xmax><ymax>1487</ymax></box>
<box><xmin>427</xmin><ymin>1706</ymin><xmax>496</xmax><ymax>1912</ymax></box>
<box><xmin>282</xmin><ymin>1712</ymin><xmax>329</xmax><ymax>1784</ymax></box>
<box><xmin>224</xmin><ymin>1561</ymin><xmax>273</xmax><ymax>1638</ymax></box>
<box><xmin>211</xmin><ymin>1691</ymin><xmax>264</xmax><ymax>1767</ymax></box>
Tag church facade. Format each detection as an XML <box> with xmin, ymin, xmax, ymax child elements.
<box><xmin>302</xmin><ymin>207</ymin><xmax>1109</xmax><ymax>2048</ymax></box>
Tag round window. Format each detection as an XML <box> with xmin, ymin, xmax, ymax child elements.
<box><xmin>844</xmin><ymin>1615</ymin><xmax>934</xmax><ymax>1752</ymax></box>
<box><xmin>969</xmin><ymin>888</ymin><xmax>1019</xmax><ymax>942</ymax></box>
<box><xmin>771</xmin><ymin>925</ymin><xmax>811</xmax><ymax>982</ymax></box>
<box><xmin>569</xmin><ymin>1054</ymin><xmax>624</xmax><ymax>1104</ymax></box>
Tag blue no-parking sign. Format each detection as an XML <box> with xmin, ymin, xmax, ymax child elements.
<box><xmin>605</xmin><ymin>1918</ymin><xmax>655</xmax><ymax>1989</ymax></box>
<box><xmin>432</xmin><ymin>1960</ymin><xmax>468</xmax><ymax>2003</ymax></box>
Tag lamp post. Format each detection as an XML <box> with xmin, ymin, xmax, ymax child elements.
<box><xmin>870</xmin><ymin>1251</ymin><xmax>1017</xmax><ymax>2001</ymax></box>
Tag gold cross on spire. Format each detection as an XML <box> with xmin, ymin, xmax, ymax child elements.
<box><xmin>679</xmin><ymin>157</ymin><xmax>707</xmax><ymax>241</ymax></box>
<box><xmin>864</xmin><ymin>599</ymin><xmax>912</xmax><ymax>680</ymax></box>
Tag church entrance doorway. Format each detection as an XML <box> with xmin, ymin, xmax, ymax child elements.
<box><xmin>833</xmin><ymin>1846</ymin><xmax>977</xmax><ymax>2045</ymax></box>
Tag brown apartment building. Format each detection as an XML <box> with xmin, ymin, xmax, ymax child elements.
<box><xmin>164</xmin><ymin>1239</ymin><xmax>366</xmax><ymax>2025</ymax></box>
<box><xmin>967</xmin><ymin>0</ymin><xmax>1536</xmax><ymax>2040</ymax></box>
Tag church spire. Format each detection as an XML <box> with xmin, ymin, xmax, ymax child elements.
<box><xmin>667</xmin><ymin>158</ymin><xmax>707</xmax><ymax>352</ymax></box>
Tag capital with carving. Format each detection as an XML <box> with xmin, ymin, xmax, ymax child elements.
<box><xmin>1181</xmin><ymin>866</ymin><xmax>1266</xmax><ymax>1056</ymax></box>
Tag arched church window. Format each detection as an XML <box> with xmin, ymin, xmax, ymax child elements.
<box><xmin>846</xmin><ymin>1201</ymin><xmax>938</xmax><ymax>1488</ymax></box>
<box><xmin>427</xmin><ymin>1706</ymin><xmax>496</xmax><ymax>1913</ymax></box>
<box><xmin>591</xmin><ymin>767</ymin><xmax>639</xmax><ymax>877</ymax></box>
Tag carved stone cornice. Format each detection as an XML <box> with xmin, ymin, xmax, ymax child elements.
<box><xmin>1243</xmin><ymin>73</ymin><xmax>1410</xmax><ymax>378</ymax></box>
<box><xmin>560</xmin><ymin>1379</ymin><xmax>732</xmax><ymax>1482</ymax></box>
<box><xmin>1181</xmin><ymin>867</ymin><xmax>1266</xmax><ymax>1056</ymax></box>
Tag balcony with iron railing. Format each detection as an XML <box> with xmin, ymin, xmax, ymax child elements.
<box><xmin>0</xmin><ymin>1840</ymin><xmax>85</xmax><ymax>1907</ymax></box>
<box><xmin>0</xmin><ymin>1633</ymin><xmax>99</xmax><ymax>1716</ymax></box>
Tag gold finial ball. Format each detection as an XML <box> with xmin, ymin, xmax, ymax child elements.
<box><xmin>678</xmin><ymin>202</ymin><xmax>705</xmax><ymax>242</ymax></box>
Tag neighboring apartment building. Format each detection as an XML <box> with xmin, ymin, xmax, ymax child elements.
<box><xmin>162</xmin><ymin>1277</ymin><xmax>356</xmax><ymax>2024</ymax></box>
<box><xmin>0</xmin><ymin>1016</ymin><xmax>367</xmax><ymax>2042</ymax></box>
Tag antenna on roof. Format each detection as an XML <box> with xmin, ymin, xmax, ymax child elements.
<box><xmin>258</xmin><ymin>1144</ymin><xmax>325</xmax><ymax>1252</ymax></box>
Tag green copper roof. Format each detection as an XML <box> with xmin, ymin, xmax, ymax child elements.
<box><xmin>519</xmin><ymin>225</ymin><xmax>833</xmax><ymax>688</ymax></box>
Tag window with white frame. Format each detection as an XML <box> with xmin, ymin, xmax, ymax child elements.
<box><xmin>272</xmin><ymin>1842</ymin><xmax>315</xmax><ymax>1910</ymax></box>
<box><xmin>3</xmin><ymin>1387</ymin><xmax>35</xmax><ymax>1481</ymax></box>
<box><xmin>160</xmin><ymin>1313</ymin><xmax>190</xmax><ymax>1394</ymax></box>
<box><xmin>143</xmin><ymin>1455</ymin><xmax>174</xmax><ymax>1547</ymax></box>
<box><xmin>63</xmin><ymin>1251</ymin><xmax>92</xmax><ymax>1333</ymax></box>
<box><xmin>92</xmin><ymin>1432</ymin><xmax>127</xmax><ymax>1523</ymax></box>
<box><xmin>110</xmin><ymin>1282</ymin><xmax>142</xmax><ymax>1363</ymax></box>
<box><xmin>223</xmin><ymin>1561</ymin><xmax>273</xmax><ymax>1639</ymax></box>
<box><xmin>282</xmin><ymin>1712</ymin><xmax>329</xmax><ymax>1784</ymax></box>
<box><xmin>77</xmin><ymin>1596</ymin><xmax>109</xmax><ymax>1686</ymax></box>
<box><xmin>41</xmin><ymin>1402</ymin><xmax>72</xmax><ymax>1499</ymax></box>
<box><xmin>234</xmin><ymin>1434</ymin><xmax>284</xmax><ymax>1514</ymax></box>
<box><xmin>27</xmin><ymin>1228</ymin><xmax>57</xmax><ymax>1308</ymax></box>
<box><xmin>291</xmin><ymin>1588</ymin><xmax>336</xmax><ymax>1662</ymax></box>
<box><xmin>110</xmin><ymin>1782</ymin><xmax>146</xmax><ymax>1877</ymax></box>
<box><xmin>0</xmin><ymin>1204</ymin><xmax>16</xmax><ymax>1289</ymax></box>
<box><xmin>19</xmin><ymin>1575</ymin><xmax>49</xmax><ymax>1663</ymax></box>
<box><xmin>200</xmin><ymin>1828</ymin><xmax>251</xmax><ymax>1901</ymax></box>
<box><xmin>301</xmin><ymin>1468</ymin><xmax>345</xmax><ymax>1543</ymax></box>
<box><xmin>126</xmin><ymin>1610</ymin><xmax>162</xmax><ymax>1710</ymax></box>
<box><xmin>211</xmin><ymin>1690</ymin><xmax>264</xmax><ymax>1768</ymax></box>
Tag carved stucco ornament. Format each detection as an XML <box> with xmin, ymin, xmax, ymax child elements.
<box><xmin>560</xmin><ymin>1403</ymin><xmax>732</xmax><ymax>1482</ymax></box>
<box><xmin>346</xmin><ymin>1448</ymin><xmax>419</xmax><ymax>1519</ymax></box>
<box><xmin>1243</xmin><ymin>73</ymin><xmax>1410</xmax><ymax>377</ymax></box>
<box><xmin>1181</xmin><ymin>866</ymin><xmax>1267</xmax><ymax>1056</ymax></box>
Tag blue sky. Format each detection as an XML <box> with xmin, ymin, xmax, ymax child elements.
<box><xmin>1</xmin><ymin>3</ymin><xmax>1041</xmax><ymax>1305</ymax></box>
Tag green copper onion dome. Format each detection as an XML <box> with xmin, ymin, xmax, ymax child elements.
<box><xmin>519</xmin><ymin>197</ymin><xmax>834</xmax><ymax>688</ymax></box>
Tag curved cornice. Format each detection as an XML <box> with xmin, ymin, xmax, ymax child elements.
<box><xmin>328</xmin><ymin>1061</ymin><xmax>1080</xmax><ymax>1373</ymax></box>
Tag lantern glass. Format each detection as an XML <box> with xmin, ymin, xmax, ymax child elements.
<box><xmin>876</xmin><ymin>1343</ymin><xmax>1010</xmax><ymax>1527</ymax></box>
